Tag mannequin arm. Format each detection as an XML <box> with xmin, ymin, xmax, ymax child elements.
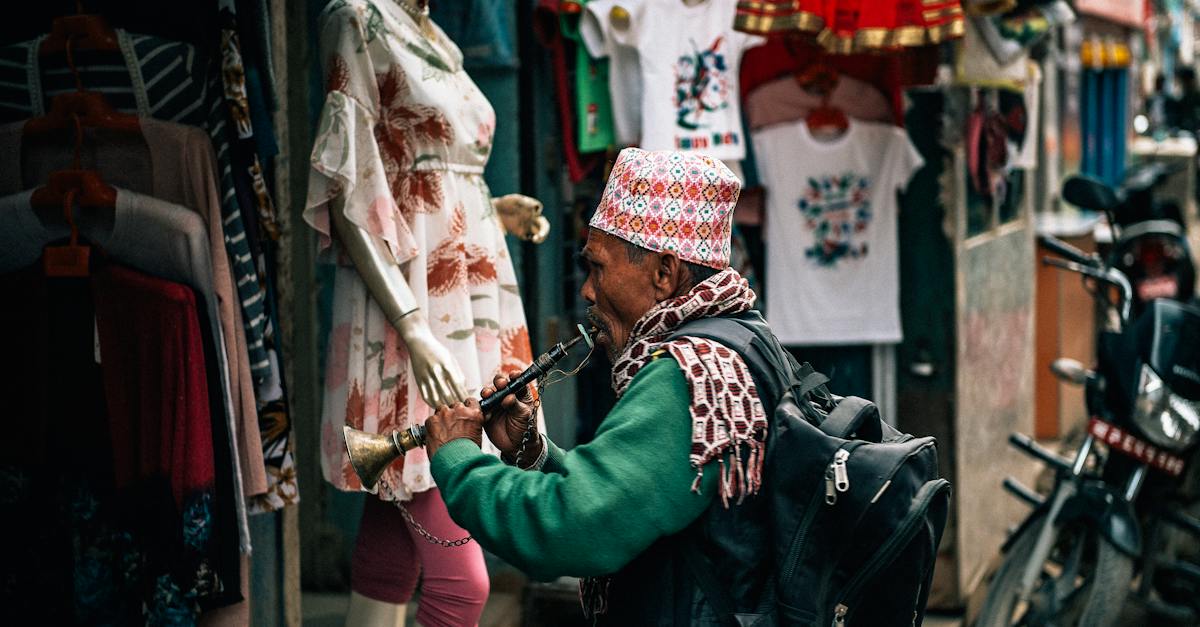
<box><xmin>493</xmin><ymin>193</ymin><xmax>550</xmax><ymax>244</ymax></box>
<box><xmin>331</xmin><ymin>201</ymin><xmax>467</xmax><ymax>409</ymax></box>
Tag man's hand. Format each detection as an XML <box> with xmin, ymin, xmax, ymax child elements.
<box><xmin>480</xmin><ymin>374</ymin><xmax>541</xmax><ymax>463</ymax></box>
<box><xmin>424</xmin><ymin>400</ymin><xmax>484</xmax><ymax>460</ymax></box>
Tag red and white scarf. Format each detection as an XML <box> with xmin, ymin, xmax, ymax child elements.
<box><xmin>581</xmin><ymin>269</ymin><xmax>768</xmax><ymax>619</ymax></box>
<box><xmin>610</xmin><ymin>267</ymin><xmax>768</xmax><ymax>506</ymax></box>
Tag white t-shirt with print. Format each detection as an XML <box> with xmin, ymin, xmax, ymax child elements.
<box><xmin>607</xmin><ymin>0</ymin><xmax>761</xmax><ymax>161</ymax></box>
<box><xmin>754</xmin><ymin>119</ymin><xmax>924</xmax><ymax>345</ymax></box>
<box><xmin>580</xmin><ymin>0</ymin><xmax>643</xmax><ymax>147</ymax></box>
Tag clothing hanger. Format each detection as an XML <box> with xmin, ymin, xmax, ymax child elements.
<box><xmin>796</xmin><ymin>60</ymin><xmax>849</xmax><ymax>136</ymax></box>
<box><xmin>25</xmin><ymin>5</ymin><xmax>126</xmax><ymax>276</ymax></box>
<box><xmin>26</xmin><ymin>8</ymin><xmax>140</xmax><ymax>137</ymax></box>
<box><xmin>39</xmin><ymin>3</ymin><xmax>119</xmax><ymax>56</ymax></box>
<box><xmin>794</xmin><ymin>63</ymin><xmax>838</xmax><ymax>95</ymax></box>
<box><xmin>32</xmin><ymin>168</ymin><xmax>118</xmax><ymax>213</ymax></box>
<box><xmin>24</xmin><ymin>90</ymin><xmax>141</xmax><ymax>136</ymax></box>
<box><xmin>29</xmin><ymin>109</ymin><xmax>118</xmax><ymax>277</ymax></box>
<box><xmin>33</xmin><ymin>170</ymin><xmax>116</xmax><ymax>277</ymax></box>
<box><xmin>806</xmin><ymin>96</ymin><xmax>849</xmax><ymax>135</ymax></box>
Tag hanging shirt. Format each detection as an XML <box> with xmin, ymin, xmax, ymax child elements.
<box><xmin>561</xmin><ymin>1</ymin><xmax>616</xmax><ymax>153</ymax></box>
<box><xmin>744</xmin><ymin>74</ymin><xmax>894</xmax><ymax>132</ymax></box>
<box><xmin>92</xmin><ymin>264</ymin><xmax>225</xmax><ymax>605</ymax></box>
<box><xmin>753</xmin><ymin>119</ymin><xmax>923</xmax><ymax>345</ymax></box>
<box><xmin>0</xmin><ymin>264</ymin><xmax>236</xmax><ymax>623</ymax></box>
<box><xmin>0</xmin><ymin>120</ymin><xmax>273</xmax><ymax>508</ymax></box>
<box><xmin>604</xmin><ymin>0</ymin><xmax>762</xmax><ymax>160</ymax></box>
<box><xmin>0</xmin><ymin>30</ymin><xmax>272</xmax><ymax>382</ymax></box>
<box><xmin>580</xmin><ymin>0</ymin><xmax>644</xmax><ymax>146</ymax></box>
<box><xmin>0</xmin><ymin>188</ymin><xmax>254</xmax><ymax>553</ymax></box>
<box><xmin>534</xmin><ymin>0</ymin><xmax>602</xmax><ymax>182</ymax></box>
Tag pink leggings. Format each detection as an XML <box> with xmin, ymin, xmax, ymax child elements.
<box><xmin>351</xmin><ymin>488</ymin><xmax>489</xmax><ymax>627</ymax></box>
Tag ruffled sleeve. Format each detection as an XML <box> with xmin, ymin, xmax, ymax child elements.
<box><xmin>304</xmin><ymin>2</ymin><xmax>420</xmax><ymax>263</ymax></box>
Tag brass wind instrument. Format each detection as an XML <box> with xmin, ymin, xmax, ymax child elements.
<box><xmin>344</xmin><ymin>324</ymin><xmax>596</xmax><ymax>491</ymax></box>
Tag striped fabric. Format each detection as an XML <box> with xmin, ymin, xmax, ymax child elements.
<box><xmin>0</xmin><ymin>33</ymin><xmax>272</xmax><ymax>380</ymax></box>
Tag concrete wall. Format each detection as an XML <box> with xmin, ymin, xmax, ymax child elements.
<box><xmin>952</xmin><ymin>144</ymin><xmax>1040</xmax><ymax>599</ymax></box>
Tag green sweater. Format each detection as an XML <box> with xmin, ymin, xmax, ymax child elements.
<box><xmin>430</xmin><ymin>358</ymin><xmax>718</xmax><ymax>581</ymax></box>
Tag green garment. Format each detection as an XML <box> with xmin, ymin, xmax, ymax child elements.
<box><xmin>430</xmin><ymin>358</ymin><xmax>717</xmax><ymax>581</ymax></box>
<box><xmin>560</xmin><ymin>1</ymin><xmax>615</xmax><ymax>153</ymax></box>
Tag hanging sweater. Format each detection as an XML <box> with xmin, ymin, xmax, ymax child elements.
<box><xmin>431</xmin><ymin>358</ymin><xmax>718</xmax><ymax>580</ymax></box>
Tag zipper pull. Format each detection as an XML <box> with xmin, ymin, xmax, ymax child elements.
<box><xmin>825</xmin><ymin>465</ymin><xmax>837</xmax><ymax>505</ymax></box>
<box><xmin>832</xmin><ymin>603</ymin><xmax>848</xmax><ymax>626</ymax></box>
<box><xmin>833</xmin><ymin>449</ymin><xmax>851</xmax><ymax>493</ymax></box>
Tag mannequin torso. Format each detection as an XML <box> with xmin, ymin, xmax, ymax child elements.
<box><xmin>307</xmin><ymin>0</ymin><xmax>541</xmax><ymax>500</ymax></box>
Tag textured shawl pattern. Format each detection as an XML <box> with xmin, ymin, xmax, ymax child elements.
<box><xmin>610</xmin><ymin>268</ymin><xmax>767</xmax><ymax>506</ymax></box>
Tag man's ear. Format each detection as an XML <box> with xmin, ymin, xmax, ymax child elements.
<box><xmin>653</xmin><ymin>252</ymin><xmax>686</xmax><ymax>299</ymax></box>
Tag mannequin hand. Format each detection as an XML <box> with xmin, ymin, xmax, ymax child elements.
<box><xmin>393</xmin><ymin>311</ymin><xmax>468</xmax><ymax>409</ymax></box>
<box><xmin>480</xmin><ymin>373</ymin><xmax>541</xmax><ymax>462</ymax></box>
<box><xmin>424</xmin><ymin>399</ymin><xmax>483</xmax><ymax>460</ymax></box>
<box><xmin>493</xmin><ymin>193</ymin><xmax>550</xmax><ymax>244</ymax></box>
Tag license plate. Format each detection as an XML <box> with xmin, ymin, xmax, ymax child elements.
<box><xmin>1088</xmin><ymin>418</ymin><xmax>1186</xmax><ymax>476</ymax></box>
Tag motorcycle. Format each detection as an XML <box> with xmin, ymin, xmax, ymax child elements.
<box><xmin>975</xmin><ymin>169</ymin><xmax>1200</xmax><ymax>626</ymax></box>
<box><xmin>1105</xmin><ymin>163</ymin><xmax>1195</xmax><ymax>314</ymax></box>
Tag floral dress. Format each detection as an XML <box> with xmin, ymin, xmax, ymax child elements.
<box><xmin>306</xmin><ymin>0</ymin><xmax>535</xmax><ymax>501</ymax></box>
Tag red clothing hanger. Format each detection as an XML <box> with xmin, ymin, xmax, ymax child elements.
<box><xmin>806</xmin><ymin>99</ymin><xmax>849</xmax><ymax>134</ymax></box>
<box><xmin>796</xmin><ymin>62</ymin><xmax>849</xmax><ymax>134</ymax></box>
<box><xmin>27</xmin><ymin>7</ymin><xmax>140</xmax><ymax>137</ymax></box>
<box><xmin>24</xmin><ymin>90</ymin><xmax>141</xmax><ymax>136</ymax></box>
<box><xmin>33</xmin><ymin>169</ymin><xmax>117</xmax><ymax>212</ymax></box>
<box><xmin>24</xmin><ymin>4</ymin><xmax>130</xmax><ymax>276</ymax></box>
<box><xmin>31</xmin><ymin>169</ymin><xmax>116</xmax><ymax>277</ymax></box>
<box><xmin>39</xmin><ymin>4</ymin><xmax>119</xmax><ymax>56</ymax></box>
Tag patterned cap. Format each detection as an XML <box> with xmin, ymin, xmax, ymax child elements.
<box><xmin>589</xmin><ymin>148</ymin><xmax>741</xmax><ymax>269</ymax></box>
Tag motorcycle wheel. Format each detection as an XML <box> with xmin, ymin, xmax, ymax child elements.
<box><xmin>975</xmin><ymin>513</ymin><xmax>1133</xmax><ymax>627</ymax></box>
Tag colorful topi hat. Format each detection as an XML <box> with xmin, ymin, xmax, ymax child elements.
<box><xmin>589</xmin><ymin>147</ymin><xmax>741</xmax><ymax>269</ymax></box>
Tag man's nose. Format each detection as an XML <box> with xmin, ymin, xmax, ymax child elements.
<box><xmin>580</xmin><ymin>275</ymin><xmax>596</xmax><ymax>304</ymax></box>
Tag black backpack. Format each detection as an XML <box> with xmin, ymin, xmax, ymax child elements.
<box><xmin>668</xmin><ymin>313</ymin><xmax>952</xmax><ymax>626</ymax></box>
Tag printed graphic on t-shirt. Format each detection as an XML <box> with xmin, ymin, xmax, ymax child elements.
<box><xmin>798</xmin><ymin>173</ymin><xmax>872</xmax><ymax>266</ymax></box>
<box><xmin>672</xmin><ymin>36</ymin><xmax>740</xmax><ymax>152</ymax></box>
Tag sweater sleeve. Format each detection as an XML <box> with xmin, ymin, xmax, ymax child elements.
<box><xmin>541</xmin><ymin>435</ymin><xmax>568</xmax><ymax>476</ymax></box>
<box><xmin>430</xmin><ymin>358</ymin><xmax>716</xmax><ymax>581</ymax></box>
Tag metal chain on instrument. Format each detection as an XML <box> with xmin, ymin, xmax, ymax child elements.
<box><xmin>512</xmin><ymin>375</ymin><xmax>545</xmax><ymax>469</ymax></box>
<box><xmin>388</xmin><ymin>376</ymin><xmax>546</xmax><ymax>547</ymax></box>
<box><xmin>379</xmin><ymin>472</ymin><xmax>475</xmax><ymax>547</ymax></box>
<box><xmin>386</xmin><ymin>468</ymin><xmax>475</xmax><ymax>540</ymax></box>
<box><xmin>398</xmin><ymin>500</ymin><xmax>474</xmax><ymax>547</ymax></box>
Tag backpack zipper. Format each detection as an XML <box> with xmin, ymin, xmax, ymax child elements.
<box><xmin>828</xmin><ymin>479</ymin><xmax>947</xmax><ymax>626</ymax></box>
<box><xmin>789</xmin><ymin>443</ymin><xmax>857</xmax><ymax>589</ymax></box>
<box><xmin>780</xmin><ymin>476</ymin><xmax>828</xmax><ymax>588</ymax></box>
<box><xmin>825</xmin><ymin>449</ymin><xmax>851</xmax><ymax>505</ymax></box>
<box><xmin>831</xmin><ymin>603</ymin><xmax>847</xmax><ymax>626</ymax></box>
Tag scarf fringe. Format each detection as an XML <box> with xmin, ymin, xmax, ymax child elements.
<box><xmin>579</xmin><ymin>575</ymin><xmax>611</xmax><ymax>619</ymax></box>
<box><xmin>589</xmin><ymin>269</ymin><xmax>765</xmax><ymax>618</ymax></box>
<box><xmin>694</xmin><ymin>435</ymin><xmax>768</xmax><ymax>508</ymax></box>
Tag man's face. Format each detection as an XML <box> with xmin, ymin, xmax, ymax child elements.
<box><xmin>579</xmin><ymin>229</ymin><xmax>662</xmax><ymax>362</ymax></box>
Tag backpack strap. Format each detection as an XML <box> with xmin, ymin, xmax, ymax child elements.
<box><xmin>680</xmin><ymin>541</ymin><xmax>740</xmax><ymax>627</ymax></box>
<box><xmin>795</xmin><ymin>362</ymin><xmax>830</xmax><ymax>398</ymax></box>
<box><xmin>666</xmin><ymin>312</ymin><xmax>816</xmax><ymax>412</ymax></box>
<box><xmin>818</xmin><ymin>396</ymin><xmax>883</xmax><ymax>442</ymax></box>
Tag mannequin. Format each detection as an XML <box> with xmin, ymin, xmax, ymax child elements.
<box><xmin>331</xmin><ymin>192</ymin><xmax>548</xmax><ymax>411</ymax></box>
<box><xmin>306</xmin><ymin>1</ymin><xmax>547</xmax><ymax>625</ymax></box>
